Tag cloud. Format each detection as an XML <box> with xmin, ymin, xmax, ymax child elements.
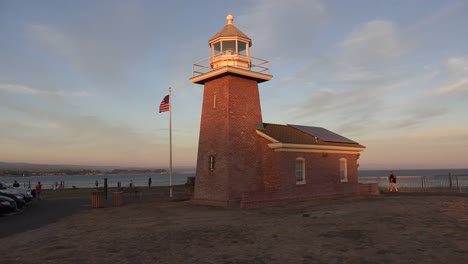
<box><xmin>0</xmin><ymin>83</ymin><xmax>90</xmax><ymax>97</ymax></box>
<box><xmin>236</xmin><ymin>0</ymin><xmax>326</xmax><ymax>59</ymax></box>
<box><xmin>341</xmin><ymin>20</ymin><xmax>404</xmax><ymax>61</ymax></box>
<box><xmin>286</xmin><ymin>84</ymin><xmax>383</xmax><ymax>134</ymax></box>
<box><xmin>0</xmin><ymin>101</ymin><xmax>167</xmax><ymax>166</ymax></box>
<box><xmin>446</xmin><ymin>56</ymin><xmax>468</xmax><ymax>76</ymax></box>
<box><xmin>26</xmin><ymin>2</ymin><xmax>164</xmax><ymax>89</ymax></box>
<box><xmin>391</xmin><ymin>107</ymin><xmax>448</xmax><ymax>129</ymax></box>
<box><xmin>433</xmin><ymin>78</ymin><xmax>468</xmax><ymax>95</ymax></box>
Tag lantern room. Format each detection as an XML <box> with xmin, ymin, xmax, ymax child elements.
<box><xmin>190</xmin><ymin>14</ymin><xmax>271</xmax><ymax>85</ymax></box>
<box><xmin>208</xmin><ymin>14</ymin><xmax>251</xmax><ymax>69</ymax></box>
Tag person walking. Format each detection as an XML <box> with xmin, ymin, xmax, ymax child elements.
<box><xmin>148</xmin><ymin>177</ymin><xmax>152</xmax><ymax>188</ymax></box>
<box><xmin>388</xmin><ymin>171</ymin><xmax>399</xmax><ymax>192</ymax></box>
<box><xmin>35</xmin><ymin>181</ymin><xmax>42</xmax><ymax>200</ymax></box>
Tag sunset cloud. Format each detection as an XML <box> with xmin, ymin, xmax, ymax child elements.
<box><xmin>0</xmin><ymin>83</ymin><xmax>90</xmax><ymax>97</ymax></box>
<box><xmin>342</xmin><ymin>20</ymin><xmax>404</xmax><ymax>60</ymax></box>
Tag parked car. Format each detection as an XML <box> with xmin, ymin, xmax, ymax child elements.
<box><xmin>0</xmin><ymin>191</ymin><xmax>26</xmax><ymax>209</ymax></box>
<box><xmin>0</xmin><ymin>195</ymin><xmax>17</xmax><ymax>215</ymax></box>
<box><xmin>0</xmin><ymin>181</ymin><xmax>34</xmax><ymax>202</ymax></box>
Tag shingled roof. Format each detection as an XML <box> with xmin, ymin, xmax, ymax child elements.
<box><xmin>256</xmin><ymin>123</ymin><xmax>365</xmax><ymax>148</ymax></box>
<box><xmin>210</xmin><ymin>24</ymin><xmax>251</xmax><ymax>41</ymax></box>
<box><xmin>209</xmin><ymin>15</ymin><xmax>252</xmax><ymax>46</ymax></box>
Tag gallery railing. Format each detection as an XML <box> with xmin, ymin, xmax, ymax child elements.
<box><xmin>192</xmin><ymin>52</ymin><xmax>270</xmax><ymax>77</ymax></box>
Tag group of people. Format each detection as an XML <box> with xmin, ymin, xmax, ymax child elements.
<box><xmin>12</xmin><ymin>180</ymin><xmax>42</xmax><ymax>199</ymax></box>
<box><xmin>53</xmin><ymin>181</ymin><xmax>65</xmax><ymax>190</ymax></box>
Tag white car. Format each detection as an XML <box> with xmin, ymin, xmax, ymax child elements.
<box><xmin>0</xmin><ymin>181</ymin><xmax>34</xmax><ymax>202</ymax></box>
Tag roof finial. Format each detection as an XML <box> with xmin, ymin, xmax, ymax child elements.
<box><xmin>226</xmin><ymin>14</ymin><xmax>233</xmax><ymax>25</ymax></box>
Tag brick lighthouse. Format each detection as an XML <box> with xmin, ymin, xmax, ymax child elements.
<box><xmin>190</xmin><ymin>14</ymin><xmax>272</xmax><ymax>206</ymax></box>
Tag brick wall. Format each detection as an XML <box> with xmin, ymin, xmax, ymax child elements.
<box><xmin>193</xmin><ymin>74</ymin><xmax>264</xmax><ymax>204</ymax></box>
<box><xmin>242</xmin><ymin>135</ymin><xmax>369</xmax><ymax>208</ymax></box>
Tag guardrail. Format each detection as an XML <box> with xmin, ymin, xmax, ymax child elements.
<box><xmin>359</xmin><ymin>174</ymin><xmax>468</xmax><ymax>193</ymax></box>
<box><xmin>192</xmin><ymin>52</ymin><xmax>270</xmax><ymax>77</ymax></box>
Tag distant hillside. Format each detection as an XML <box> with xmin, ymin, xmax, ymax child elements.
<box><xmin>0</xmin><ymin>162</ymin><xmax>117</xmax><ymax>172</ymax></box>
<box><xmin>0</xmin><ymin>161</ymin><xmax>195</xmax><ymax>173</ymax></box>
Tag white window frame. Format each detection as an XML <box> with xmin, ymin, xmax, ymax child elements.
<box><xmin>295</xmin><ymin>157</ymin><xmax>306</xmax><ymax>185</ymax></box>
<box><xmin>340</xmin><ymin>158</ymin><xmax>348</xmax><ymax>183</ymax></box>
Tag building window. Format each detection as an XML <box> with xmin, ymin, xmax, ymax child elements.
<box><xmin>295</xmin><ymin>158</ymin><xmax>305</xmax><ymax>184</ymax></box>
<box><xmin>340</xmin><ymin>158</ymin><xmax>348</xmax><ymax>183</ymax></box>
<box><xmin>209</xmin><ymin>155</ymin><xmax>215</xmax><ymax>170</ymax></box>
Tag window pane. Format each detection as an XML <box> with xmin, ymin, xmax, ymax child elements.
<box><xmin>213</xmin><ymin>42</ymin><xmax>221</xmax><ymax>55</ymax></box>
<box><xmin>222</xmin><ymin>40</ymin><xmax>236</xmax><ymax>54</ymax></box>
<box><xmin>238</xmin><ymin>41</ymin><xmax>246</xmax><ymax>55</ymax></box>
<box><xmin>295</xmin><ymin>160</ymin><xmax>303</xmax><ymax>182</ymax></box>
<box><xmin>340</xmin><ymin>159</ymin><xmax>347</xmax><ymax>182</ymax></box>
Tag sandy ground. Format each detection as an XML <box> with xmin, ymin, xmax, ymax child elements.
<box><xmin>0</xmin><ymin>193</ymin><xmax>467</xmax><ymax>264</ymax></box>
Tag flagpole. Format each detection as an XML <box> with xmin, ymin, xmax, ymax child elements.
<box><xmin>169</xmin><ymin>87</ymin><xmax>173</xmax><ymax>198</ymax></box>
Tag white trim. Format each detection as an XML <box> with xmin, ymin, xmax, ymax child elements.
<box><xmin>256</xmin><ymin>130</ymin><xmax>279</xmax><ymax>143</ymax></box>
<box><xmin>273</xmin><ymin>148</ymin><xmax>360</xmax><ymax>154</ymax></box>
<box><xmin>190</xmin><ymin>66</ymin><xmax>272</xmax><ymax>84</ymax></box>
<box><xmin>267</xmin><ymin>142</ymin><xmax>365</xmax><ymax>153</ymax></box>
<box><xmin>209</xmin><ymin>36</ymin><xmax>252</xmax><ymax>46</ymax></box>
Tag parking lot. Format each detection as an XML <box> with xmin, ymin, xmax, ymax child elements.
<box><xmin>0</xmin><ymin>196</ymin><xmax>90</xmax><ymax>238</ymax></box>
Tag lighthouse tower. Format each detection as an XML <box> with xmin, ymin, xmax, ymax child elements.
<box><xmin>190</xmin><ymin>14</ymin><xmax>272</xmax><ymax>206</ymax></box>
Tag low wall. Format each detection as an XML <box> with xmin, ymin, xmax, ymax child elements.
<box><xmin>191</xmin><ymin>198</ymin><xmax>240</xmax><ymax>207</ymax></box>
<box><xmin>240</xmin><ymin>183</ymin><xmax>380</xmax><ymax>209</ymax></box>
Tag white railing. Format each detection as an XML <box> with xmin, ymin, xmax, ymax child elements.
<box><xmin>359</xmin><ymin>174</ymin><xmax>468</xmax><ymax>193</ymax></box>
<box><xmin>192</xmin><ymin>52</ymin><xmax>270</xmax><ymax>77</ymax></box>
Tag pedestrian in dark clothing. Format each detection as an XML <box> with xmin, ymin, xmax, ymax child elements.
<box><xmin>148</xmin><ymin>177</ymin><xmax>152</xmax><ymax>188</ymax></box>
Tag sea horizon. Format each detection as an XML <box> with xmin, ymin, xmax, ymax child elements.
<box><xmin>358</xmin><ymin>168</ymin><xmax>468</xmax><ymax>177</ymax></box>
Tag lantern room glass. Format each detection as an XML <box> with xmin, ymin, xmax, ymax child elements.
<box><xmin>211</xmin><ymin>40</ymin><xmax>249</xmax><ymax>56</ymax></box>
<box><xmin>213</xmin><ymin>42</ymin><xmax>221</xmax><ymax>55</ymax></box>
<box><xmin>238</xmin><ymin>41</ymin><xmax>246</xmax><ymax>55</ymax></box>
<box><xmin>222</xmin><ymin>40</ymin><xmax>236</xmax><ymax>54</ymax></box>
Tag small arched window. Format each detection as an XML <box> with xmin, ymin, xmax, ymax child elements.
<box><xmin>340</xmin><ymin>158</ymin><xmax>348</xmax><ymax>183</ymax></box>
<box><xmin>295</xmin><ymin>158</ymin><xmax>305</xmax><ymax>184</ymax></box>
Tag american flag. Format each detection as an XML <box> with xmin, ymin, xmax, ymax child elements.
<box><xmin>159</xmin><ymin>95</ymin><xmax>170</xmax><ymax>113</ymax></box>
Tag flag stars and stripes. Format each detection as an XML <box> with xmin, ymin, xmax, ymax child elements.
<box><xmin>159</xmin><ymin>95</ymin><xmax>170</xmax><ymax>113</ymax></box>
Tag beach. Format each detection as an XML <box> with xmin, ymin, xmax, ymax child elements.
<box><xmin>0</xmin><ymin>191</ymin><xmax>467</xmax><ymax>263</ymax></box>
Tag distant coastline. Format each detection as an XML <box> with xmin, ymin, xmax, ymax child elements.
<box><xmin>0</xmin><ymin>161</ymin><xmax>198</xmax><ymax>177</ymax></box>
<box><xmin>0</xmin><ymin>168</ymin><xmax>168</xmax><ymax>177</ymax></box>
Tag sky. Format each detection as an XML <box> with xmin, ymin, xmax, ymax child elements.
<box><xmin>1</xmin><ymin>0</ymin><xmax>468</xmax><ymax>170</ymax></box>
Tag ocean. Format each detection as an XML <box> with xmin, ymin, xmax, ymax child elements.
<box><xmin>358</xmin><ymin>169</ymin><xmax>468</xmax><ymax>177</ymax></box>
<box><xmin>0</xmin><ymin>173</ymin><xmax>195</xmax><ymax>189</ymax></box>
<box><xmin>2</xmin><ymin>169</ymin><xmax>468</xmax><ymax>190</ymax></box>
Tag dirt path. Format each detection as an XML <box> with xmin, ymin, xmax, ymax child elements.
<box><xmin>0</xmin><ymin>194</ymin><xmax>467</xmax><ymax>263</ymax></box>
